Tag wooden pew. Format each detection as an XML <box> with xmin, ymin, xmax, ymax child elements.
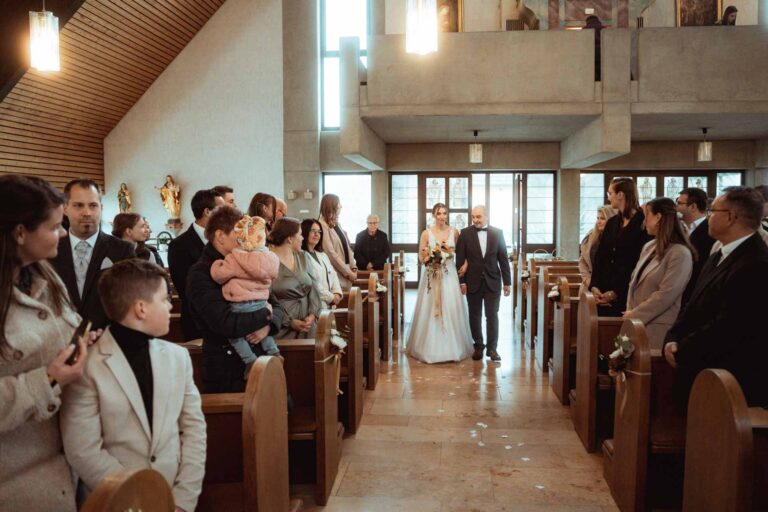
<box><xmin>355</xmin><ymin>263</ymin><xmax>393</xmax><ymax>362</ymax></box>
<box><xmin>524</xmin><ymin>258</ymin><xmax>579</xmax><ymax>350</ymax></box>
<box><xmin>683</xmin><ymin>369</ymin><xmax>768</xmax><ymax>512</ymax></box>
<box><xmin>392</xmin><ymin>255</ymin><xmax>403</xmax><ymax>346</ymax></box>
<box><xmin>534</xmin><ymin>266</ymin><xmax>581</xmax><ymax>372</ymax></box>
<box><xmin>278</xmin><ymin>310</ymin><xmax>344</xmax><ymax>506</ymax></box>
<box><xmin>602</xmin><ymin>319</ymin><xmax>685</xmax><ymax>512</ymax></box>
<box><xmin>339</xmin><ymin>276</ymin><xmax>380</xmax><ymax>391</ymax></box>
<box><xmin>570</xmin><ymin>290</ymin><xmax>623</xmax><ymax>452</ymax></box>
<box><xmin>197</xmin><ymin>357</ymin><xmax>300</xmax><ymax>512</ymax></box>
<box><xmin>179</xmin><ymin>338</ymin><xmax>203</xmax><ymax>391</ymax></box>
<box><xmin>549</xmin><ymin>277</ymin><xmax>580</xmax><ymax>405</ymax></box>
<box><xmin>398</xmin><ymin>250</ymin><xmax>406</xmax><ymax>342</ymax></box>
<box><xmin>514</xmin><ymin>255</ymin><xmax>527</xmax><ymax>343</ymax></box>
<box><xmin>81</xmin><ymin>469</ymin><xmax>174</xmax><ymax>512</ymax></box>
<box><xmin>331</xmin><ymin>286</ymin><xmax>364</xmax><ymax>434</ymax></box>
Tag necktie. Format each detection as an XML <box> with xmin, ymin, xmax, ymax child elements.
<box><xmin>74</xmin><ymin>240</ymin><xmax>90</xmax><ymax>297</ymax></box>
<box><xmin>475</xmin><ymin>227</ymin><xmax>487</xmax><ymax>232</ymax></box>
<box><xmin>711</xmin><ymin>249</ymin><xmax>723</xmax><ymax>267</ymax></box>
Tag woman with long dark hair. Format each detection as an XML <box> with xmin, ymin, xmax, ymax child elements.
<box><xmin>0</xmin><ymin>175</ymin><xmax>88</xmax><ymax>510</ymax></box>
<box><xmin>301</xmin><ymin>218</ymin><xmax>342</xmax><ymax>307</ymax></box>
<box><xmin>590</xmin><ymin>178</ymin><xmax>652</xmax><ymax>316</ymax></box>
<box><xmin>624</xmin><ymin>198</ymin><xmax>695</xmax><ymax>349</ymax></box>
<box><xmin>247</xmin><ymin>193</ymin><xmax>277</xmax><ymax>231</ymax></box>
<box><xmin>111</xmin><ymin>213</ymin><xmax>163</xmax><ymax>266</ymax></box>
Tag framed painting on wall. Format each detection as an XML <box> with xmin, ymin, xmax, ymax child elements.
<box><xmin>676</xmin><ymin>0</ymin><xmax>722</xmax><ymax>26</ymax></box>
<box><xmin>438</xmin><ymin>0</ymin><xmax>464</xmax><ymax>32</ymax></box>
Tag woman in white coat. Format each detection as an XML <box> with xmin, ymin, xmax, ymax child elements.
<box><xmin>624</xmin><ymin>198</ymin><xmax>695</xmax><ymax>349</ymax></box>
<box><xmin>0</xmin><ymin>176</ymin><xmax>89</xmax><ymax>510</ymax></box>
<box><xmin>302</xmin><ymin>219</ymin><xmax>342</xmax><ymax>307</ymax></box>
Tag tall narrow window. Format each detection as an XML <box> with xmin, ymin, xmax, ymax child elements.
<box><xmin>322</xmin><ymin>173</ymin><xmax>372</xmax><ymax>235</ymax></box>
<box><xmin>321</xmin><ymin>0</ymin><xmax>369</xmax><ymax>130</ymax></box>
<box><xmin>579</xmin><ymin>173</ymin><xmax>605</xmax><ymax>241</ymax></box>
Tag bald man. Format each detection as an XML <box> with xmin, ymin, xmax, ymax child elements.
<box><xmin>276</xmin><ymin>199</ymin><xmax>288</xmax><ymax>220</ymax></box>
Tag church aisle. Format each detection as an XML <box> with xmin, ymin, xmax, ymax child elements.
<box><xmin>301</xmin><ymin>291</ymin><xmax>618</xmax><ymax>511</ymax></box>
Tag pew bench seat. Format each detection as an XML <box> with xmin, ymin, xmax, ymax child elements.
<box><xmin>650</xmin><ymin>416</ymin><xmax>686</xmax><ymax>454</ymax></box>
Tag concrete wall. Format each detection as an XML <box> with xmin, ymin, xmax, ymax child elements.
<box><xmin>367</xmin><ymin>32</ymin><xmax>595</xmax><ymax>105</ymax></box>
<box><xmin>587</xmin><ymin>140</ymin><xmax>755</xmax><ymax>169</ymax></box>
<box><xmin>387</xmin><ymin>142</ymin><xmax>561</xmax><ymax>170</ymax></box>
<box><xmin>640</xmin><ymin>0</ymin><xmax>758</xmax><ymax>27</ymax></box>
<box><xmin>638</xmin><ymin>26</ymin><xmax>768</xmax><ymax>101</ymax></box>
<box><xmin>104</xmin><ymin>0</ymin><xmax>283</xmax><ymax>230</ymax></box>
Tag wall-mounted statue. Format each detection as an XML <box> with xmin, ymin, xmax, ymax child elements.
<box><xmin>117</xmin><ymin>182</ymin><xmax>132</xmax><ymax>213</ymax></box>
<box><xmin>506</xmin><ymin>0</ymin><xmax>540</xmax><ymax>30</ymax></box>
<box><xmin>157</xmin><ymin>174</ymin><xmax>181</xmax><ymax>222</ymax></box>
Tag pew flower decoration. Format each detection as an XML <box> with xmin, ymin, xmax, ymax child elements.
<box><xmin>547</xmin><ymin>283</ymin><xmax>560</xmax><ymax>302</ymax></box>
<box><xmin>330</xmin><ymin>328</ymin><xmax>348</xmax><ymax>351</ymax></box>
<box><xmin>520</xmin><ymin>269</ymin><xmax>530</xmax><ymax>282</ymax></box>
<box><xmin>608</xmin><ymin>334</ymin><xmax>635</xmax><ymax>377</ymax></box>
<box><xmin>376</xmin><ymin>283</ymin><xmax>388</xmax><ymax>293</ymax></box>
<box><xmin>328</xmin><ymin>326</ymin><xmax>350</xmax><ymax>396</ymax></box>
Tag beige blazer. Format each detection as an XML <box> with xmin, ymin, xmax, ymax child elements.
<box><xmin>61</xmin><ymin>329</ymin><xmax>206</xmax><ymax>512</ymax></box>
<box><xmin>579</xmin><ymin>231</ymin><xmax>595</xmax><ymax>283</ymax></box>
<box><xmin>0</xmin><ymin>272</ymin><xmax>79</xmax><ymax>511</ymax></box>
<box><xmin>319</xmin><ymin>217</ymin><xmax>356</xmax><ymax>289</ymax></box>
<box><xmin>626</xmin><ymin>241</ymin><xmax>693</xmax><ymax>349</ymax></box>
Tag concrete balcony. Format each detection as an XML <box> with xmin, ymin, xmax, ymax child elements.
<box><xmin>339</xmin><ymin>27</ymin><xmax>768</xmax><ymax>170</ymax></box>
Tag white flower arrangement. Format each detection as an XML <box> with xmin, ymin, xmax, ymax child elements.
<box><xmin>608</xmin><ymin>334</ymin><xmax>634</xmax><ymax>376</ymax></box>
<box><xmin>330</xmin><ymin>328</ymin><xmax>348</xmax><ymax>350</ymax></box>
<box><xmin>547</xmin><ymin>283</ymin><xmax>560</xmax><ymax>300</ymax></box>
<box><xmin>520</xmin><ymin>270</ymin><xmax>531</xmax><ymax>280</ymax></box>
<box><xmin>399</xmin><ymin>266</ymin><xmax>407</xmax><ymax>274</ymax></box>
<box><xmin>376</xmin><ymin>283</ymin><xmax>388</xmax><ymax>293</ymax></box>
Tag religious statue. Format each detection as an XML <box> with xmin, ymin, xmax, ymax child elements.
<box><xmin>156</xmin><ymin>175</ymin><xmax>182</xmax><ymax>222</ymax></box>
<box><xmin>506</xmin><ymin>0</ymin><xmax>540</xmax><ymax>30</ymax></box>
<box><xmin>117</xmin><ymin>182</ymin><xmax>132</xmax><ymax>213</ymax></box>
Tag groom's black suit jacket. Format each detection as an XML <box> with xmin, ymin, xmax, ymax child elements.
<box><xmin>455</xmin><ymin>226</ymin><xmax>511</xmax><ymax>294</ymax></box>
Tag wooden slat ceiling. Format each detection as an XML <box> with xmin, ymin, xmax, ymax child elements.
<box><xmin>0</xmin><ymin>0</ymin><xmax>226</xmax><ymax>189</ymax></box>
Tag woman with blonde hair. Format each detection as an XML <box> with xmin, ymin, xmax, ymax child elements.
<box><xmin>319</xmin><ymin>194</ymin><xmax>357</xmax><ymax>289</ymax></box>
<box><xmin>579</xmin><ymin>205</ymin><xmax>617</xmax><ymax>288</ymax></box>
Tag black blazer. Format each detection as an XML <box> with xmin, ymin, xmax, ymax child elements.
<box><xmin>591</xmin><ymin>212</ymin><xmax>652</xmax><ymax>314</ymax></box>
<box><xmin>681</xmin><ymin>218</ymin><xmax>715</xmax><ymax>306</ymax></box>
<box><xmin>186</xmin><ymin>243</ymin><xmax>284</xmax><ymax>392</ymax></box>
<box><xmin>167</xmin><ymin>225</ymin><xmax>205</xmax><ymax>341</ymax></box>
<box><xmin>665</xmin><ymin>232</ymin><xmax>768</xmax><ymax>408</ymax></box>
<box><xmin>455</xmin><ymin>226</ymin><xmax>511</xmax><ymax>294</ymax></box>
<box><xmin>353</xmin><ymin>229</ymin><xmax>390</xmax><ymax>270</ymax></box>
<box><xmin>50</xmin><ymin>231</ymin><xmax>136</xmax><ymax>329</ymax></box>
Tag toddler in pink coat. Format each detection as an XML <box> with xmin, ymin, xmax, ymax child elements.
<box><xmin>210</xmin><ymin>215</ymin><xmax>280</xmax><ymax>372</ymax></box>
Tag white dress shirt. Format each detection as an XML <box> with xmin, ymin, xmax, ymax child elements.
<box><xmin>717</xmin><ymin>233</ymin><xmax>752</xmax><ymax>266</ymax></box>
<box><xmin>478</xmin><ymin>226</ymin><xmax>488</xmax><ymax>257</ymax></box>
<box><xmin>688</xmin><ymin>216</ymin><xmax>706</xmax><ymax>233</ymax></box>
<box><xmin>192</xmin><ymin>222</ymin><xmax>207</xmax><ymax>244</ymax></box>
<box><xmin>69</xmin><ymin>231</ymin><xmax>99</xmax><ymax>266</ymax></box>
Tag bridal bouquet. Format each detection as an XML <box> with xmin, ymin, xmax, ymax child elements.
<box><xmin>424</xmin><ymin>239</ymin><xmax>453</xmax><ymax>292</ymax></box>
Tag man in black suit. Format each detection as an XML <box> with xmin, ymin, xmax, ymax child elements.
<box><xmin>664</xmin><ymin>187</ymin><xmax>768</xmax><ymax>408</ymax></box>
<box><xmin>354</xmin><ymin>214</ymin><xmax>390</xmax><ymax>270</ymax></box>
<box><xmin>676</xmin><ymin>187</ymin><xmax>715</xmax><ymax>305</ymax></box>
<box><xmin>455</xmin><ymin>205</ymin><xmax>511</xmax><ymax>362</ymax></box>
<box><xmin>50</xmin><ymin>179</ymin><xmax>135</xmax><ymax>329</ymax></box>
<box><xmin>167</xmin><ymin>189</ymin><xmax>225</xmax><ymax>341</ymax></box>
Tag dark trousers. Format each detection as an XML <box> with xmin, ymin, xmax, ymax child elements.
<box><xmin>466</xmin><ymin>280</ymin><xmax>501</xmax><ymax>351</ymax></box>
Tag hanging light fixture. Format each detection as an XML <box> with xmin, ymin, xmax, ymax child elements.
<box><xmin>469</xmin><ymin>130</ymin><xmax>483</xmax><ymax>164</ymax></box>
<box><xmin>29</xmin><ymin>1</ymin><xmax>60</xmax><ymax>72</ymax></box>
<box><xmin>406</xmin><ymin>0</ymin><xmax>438</xmax><ymax>55</ymax></box>
<box><xmin>697</xmin><ymin>127</ymin><xmax>712</xmax><ymax>162</ymax></box>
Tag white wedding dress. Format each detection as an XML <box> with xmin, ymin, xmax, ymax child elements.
<box><xmin>406</xmin><ymin>229</ymin><xmax>474</xmax><ymax>363</ymax></box>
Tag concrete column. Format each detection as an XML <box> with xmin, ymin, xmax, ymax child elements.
<box><xmin>557</xmin><ymin>169</ymin><xmax>581</xmax><ymax>260</ymax></box>
<box><xmin>760</xmin><ymin>0</ymin><xmax>768</xmax><ymax>26</ymax></box>
<box><xmin>282</xmin><ymin>0</ymin><xmax>321</xmax><ymax>217</ymax></box>
<box><xmin>372</xmin><ymin>0</ymin><xmax>385</xmax><ymax>35</ymax></box>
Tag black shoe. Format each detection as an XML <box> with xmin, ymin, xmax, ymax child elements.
<box><xmin>472</xmin><ymin>348</ymin><xmax>484</xmax><ymax>360</ymax></box>
<box><xmin>487</xmin><ymin>350</ymin><xmax>501</xmax><ymax>362</ymax></box>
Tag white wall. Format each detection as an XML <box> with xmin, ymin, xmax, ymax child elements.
<box><xmin>104</xmin><ymin>0</ymin><xmax>284</xmax><ymax>231</ymax></box>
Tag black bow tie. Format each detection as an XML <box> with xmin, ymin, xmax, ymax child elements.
<box><xmin>475</xmin><ymin>227</ymin><xmax>487</xmax><ymax>232</ymax></box>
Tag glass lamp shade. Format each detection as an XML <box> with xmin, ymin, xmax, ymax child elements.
<box><xmin>697</xmin><ymin>140</ymin><xmax>712</xmax><ymax>162</ymax></box>
<box><xmin>406</xmin><ymin>0</ymin><xmax>438</xmax><ymax>55</ymax></box>
<box><xmin>469</xmin><ymin>143</ymin><xmax>483</xmax><ymax>164</ymax></box>
<box><xmin>29</xmin><ymin>10</ymin><xmax>60</xmax><ymax>72</ymax></box>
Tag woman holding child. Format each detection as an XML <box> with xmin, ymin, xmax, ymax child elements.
<box><xmin>0</xmin><ymin>175</ymin><xmax>87</xmax><ymax>510</ymax></box>
<box><xmin>269</xmin><ymin>218</ymin><xmax>324</xmax><ymax>339</ymax></box>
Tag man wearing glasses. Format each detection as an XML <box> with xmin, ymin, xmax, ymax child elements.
<box><xmin>676</xmin><ymin>188</ymin><xmax>715</xmax><ymax>305</ymax></box>
<box><xmin>663</xmin><ymin>186</ymin><xmax>768</xmax><ymax>409</ymax></box>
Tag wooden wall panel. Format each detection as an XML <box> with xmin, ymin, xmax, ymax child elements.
<box><xmin>0</xmin><ymin>0</ymin><xmax>226</xmax><ymax>189</ymax></box>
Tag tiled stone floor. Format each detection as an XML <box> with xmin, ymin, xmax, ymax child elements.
<box><xmin>299</xmin><ymin>290</ymin><xmax>618</xmax><ymax>511</ymax></box>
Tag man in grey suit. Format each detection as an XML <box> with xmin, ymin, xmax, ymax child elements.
<box><xmin>455</xmin><ymin>206</ymin><xmax>511</xmax><ymax>362</ymax></box>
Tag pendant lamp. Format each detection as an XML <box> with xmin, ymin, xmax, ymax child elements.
<box><xmin>29</xmin><ymin>1</ymin><xmax>60</xmax><ymax>72</ymax></box>
<box><xmin>697</xmin><ymin>128</ymin><xmax>712</xmax><ymax>162</ymax></box>
<box><xmin>469</xmin><ymin>130</ymin><xmax>483</xmax><ymax>164</ymax></box>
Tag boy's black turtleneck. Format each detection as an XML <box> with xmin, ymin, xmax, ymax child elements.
<box><xmin>111</xmin><ymin>322</ymin><xmax>154</xmax><ymax>430</ymax></box>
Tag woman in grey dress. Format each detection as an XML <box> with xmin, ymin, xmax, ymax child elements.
<box><xmin>268</xmin><ymin>218</ymin><xmax>324</xmax><ymax>339</ymax></box>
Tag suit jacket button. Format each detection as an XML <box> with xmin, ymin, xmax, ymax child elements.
<box><xmin>38</xmin><ymin>310</ymin><xmax>48</xmax><ymax>320</ymax></box>
<box><xmin>13</xmin><ymin>350</ymin><xmax>23</xmax><ymax>360</ymax></box>
<box><xmin>150</xmin><ymin>455</ymin><xmax>157</xmax><ymax>463</ymax></box>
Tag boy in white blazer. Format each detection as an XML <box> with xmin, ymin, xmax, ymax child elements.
<box><xmin>61</xmin><ymin>259</ymin><xmax>206</xmax><ymax>512</ymax></box>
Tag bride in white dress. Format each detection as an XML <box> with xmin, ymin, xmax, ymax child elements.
<box><xmin>406</xmin><ymin>203</ymin><xmax>474</xmax><ymax>363</ymax></box>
